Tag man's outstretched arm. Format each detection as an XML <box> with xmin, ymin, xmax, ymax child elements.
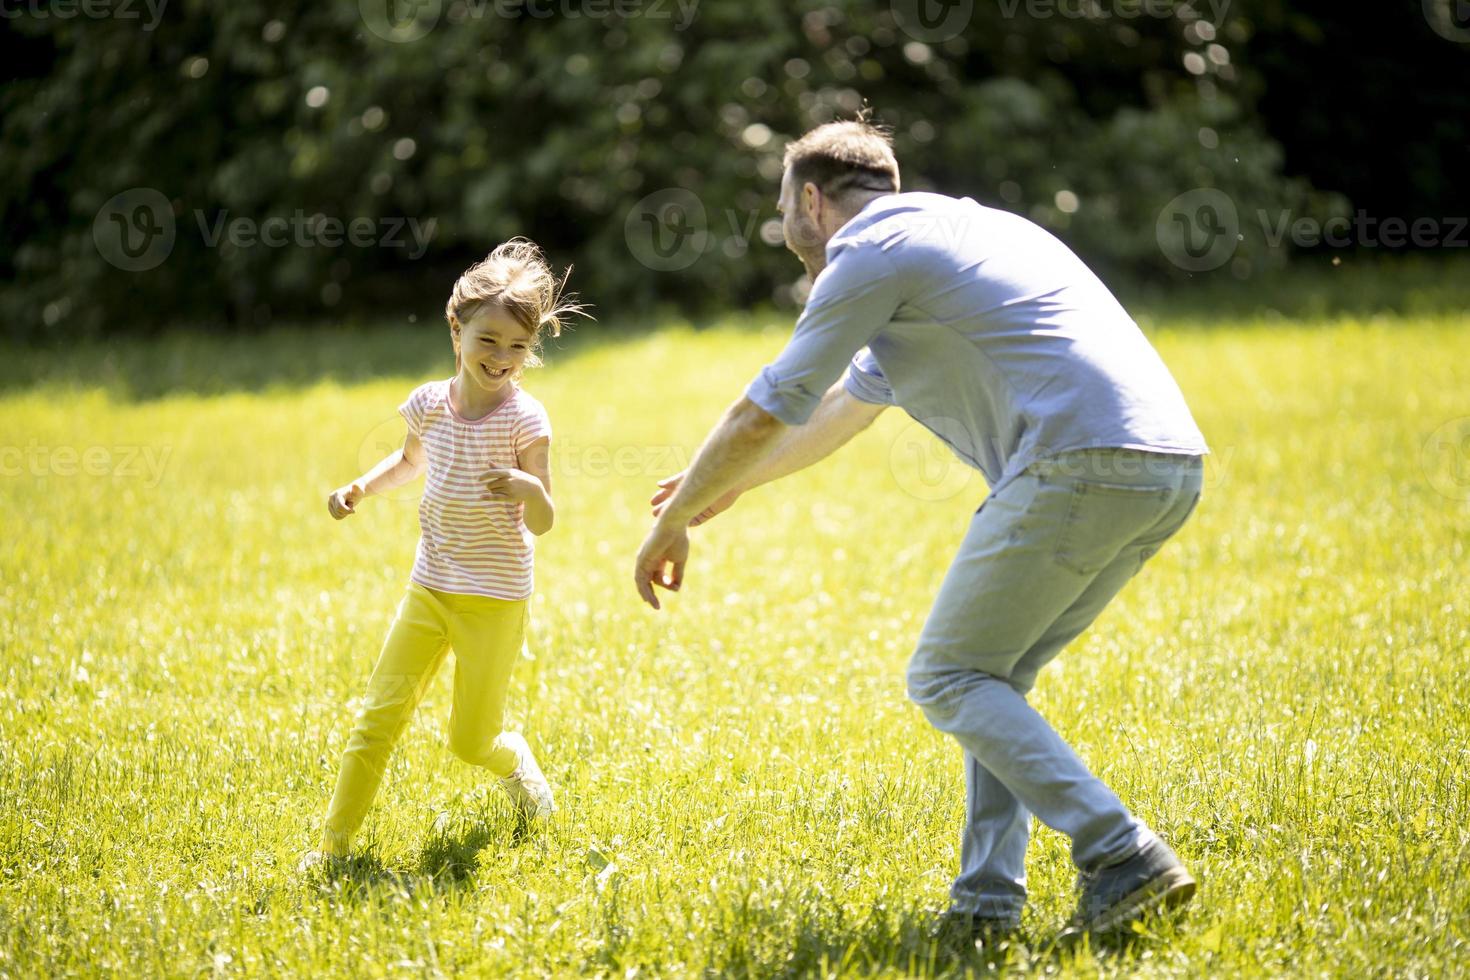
<box><xmin>651</xmin><ymin>396</ymin><xmax>784</xmax><ymax>531</ymax></box>
<box><xmin>635</xmin><ymin>385</ymin><xmax>887</xmax><ymax>609</ymax></box>
<box><xmin>634</xmin><ymin>395</ymin><xmax>783</xmax><ymax>609</ymax></box>
<box><xmin>651</xmin><ymin>381</ymin><xmax>887</xmax><ymax>526</ymax></box>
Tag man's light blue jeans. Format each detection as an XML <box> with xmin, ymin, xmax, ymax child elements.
<box><xmin>906</xmin><ymin>448</ymin><xmax>1204</xmax><ymax>920</ymax></box>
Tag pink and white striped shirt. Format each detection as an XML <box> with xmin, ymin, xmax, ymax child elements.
<box><xmin>398</xmin><ymin>379</ymin><xmax>552</xmax><ymax>600</ymax></box>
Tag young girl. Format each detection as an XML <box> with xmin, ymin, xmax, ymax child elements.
<box><xmin>302</xmin><ymin>239</ymin><xmax>581</xmax><ymax>869</ymax></box>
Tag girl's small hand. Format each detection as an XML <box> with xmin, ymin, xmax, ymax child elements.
<box><xmin>483</xmin><ymin>468</ymin><xmax>544</xmax><ymax>503</ymax></box>
<box><xmin>328</xmin><ymin>482</ymin><xmax>364</xmax><ymax>520</ymax></box>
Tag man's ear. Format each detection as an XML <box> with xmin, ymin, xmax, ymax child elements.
<box><xmin>802</xmin><ymin>180</ymin><xmax>822</xmax><ymax>220</ymax></box>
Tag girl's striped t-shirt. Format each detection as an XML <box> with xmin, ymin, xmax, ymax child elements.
<box><xmin>398</xmin><ymin>379</ymin><xmax>552</xmax><ymax>600</ymax></box>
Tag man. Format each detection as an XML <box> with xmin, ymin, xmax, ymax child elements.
<box><xmin>634</xmin><ymin>119</ymin><xmax>1208</xmax><ymax>938</ymax></box>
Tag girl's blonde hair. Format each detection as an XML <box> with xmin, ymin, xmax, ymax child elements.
<box><xmin>445</xmin><ymin>238</ymin><xmax>586</xmax><ymax>369</ymax></box>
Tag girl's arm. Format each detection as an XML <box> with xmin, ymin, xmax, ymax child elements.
<box><xmin>483</xmin><ymin>437</ymin><xmax>554</xmax><ymax>535</ymax></box>
<box><xmin>327</xmin><ymin>430</ymin><xmax>426</xmax><ymax>520</ymax></box>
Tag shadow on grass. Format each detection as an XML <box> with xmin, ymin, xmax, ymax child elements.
<box><xmin>1120</xmin><ymin>253</ymin><xmax>1470</xmax><ymax>329</ymax></box>
<box><xmin>8</xmin><ymin>255</ymin><xmax>1467</xmax><ymax>402</ymax></box>
<box><xmin>0</xmin><ymin>308</ymin><xmax>751</xmax><ymax>403</ymax></box>
<box><xmin>416</xmin><ymin>821</ymin><xmax>502</xmax><ymax>885</ymax></box>
<box><xmin>304</xmin><ymin>809</ymin><xmax>535</xmax><ymax>902</ymax></box>
<box><xmin>4</xmin><ymin>321</ymin><xmax>461</xmax><ymax>403</ymax></box>
<box><xmin>695</xmin><ymin>900</ymin><xmax>1192</xmax><ymax>979</ymax></box>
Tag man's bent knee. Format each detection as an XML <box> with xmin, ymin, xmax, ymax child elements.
<box><xmin>907</xmin><ymin>662</ymin><xmax>1017</xmax><ymax>725</ymax></box>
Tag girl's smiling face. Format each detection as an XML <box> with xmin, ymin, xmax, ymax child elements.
<box><xmin>453</xmin><ymin>303</ymin><xmax>534</xmax><ymax>392</ymax></box>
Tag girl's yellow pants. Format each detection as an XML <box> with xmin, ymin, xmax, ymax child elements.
<box><xmin>321</xmin><ymin>582</ymin><xmax>528</xmax><ymax>854</ymax></box>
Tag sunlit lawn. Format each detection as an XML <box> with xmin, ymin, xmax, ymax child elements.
<box><xmin>1</xmin><ymin>309</ymin><xmax>1467</xmax><ymax>976</ymax></box>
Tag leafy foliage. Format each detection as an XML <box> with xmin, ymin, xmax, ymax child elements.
<box><xmin>3</xmin><ymin>1</ymin><xmax>1459</xmax><ymax>340</ymax></box>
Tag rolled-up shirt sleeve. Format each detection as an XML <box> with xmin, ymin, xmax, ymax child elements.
<box><xmin>842</xmin><ymin>347</ymin><xmax>894</xmax><ymax>406</ymax></box>
<box><xmin>745</xmin><ymin>243</ymin><xmax>901</xmax><ymax>425</ymax></box>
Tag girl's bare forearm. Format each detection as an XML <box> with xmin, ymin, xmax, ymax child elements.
<box><xmin>358</xmin><ymin>451</ymin><xmax>421</xmax><ymax>498</ymax></box>
<box><xmin>523</xmin><ymin>487</ymin><xmax>555</xmax><ymax>536</ymax></box>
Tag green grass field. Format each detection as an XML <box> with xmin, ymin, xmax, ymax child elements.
<box><xmin>2</xmin><ymin>309</ymin><xmax>1468</xmax><ymax>977</ymax></box>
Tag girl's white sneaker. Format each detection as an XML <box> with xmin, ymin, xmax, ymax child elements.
<box><xmin>497</xmin><ymin>732</ymin><xmax>555</xmax><ymax>822</ymax></box>
<box><xmin>295</xmin><ymin>849</ymin><xmax>347</xmax><ymax>876</ymax></box>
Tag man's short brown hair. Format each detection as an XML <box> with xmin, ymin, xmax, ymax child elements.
<box><xmin>783</xmin><ymin>120</ymin><xmax>901</xmax><ymax>202</ymax></box>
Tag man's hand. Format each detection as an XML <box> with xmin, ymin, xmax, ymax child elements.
<box><xmin>634</xmin><ymin>521</ymin><xmax>690</xmax><ymax>610</ymax></box>
<box><xmin>651</xmin><ymin>471</ymin><xmax>741</xmax><ymax>527</ymax></box>
<box><xmin>483</xmin><ymin>468</ymin><xmax>545</xmax><ymax>502</ymax></box>
<box><xmin>327</xmin><ymin>482</ymin><xmax>364</xmax><ymax>520</ymax></box>
<box><xmin>634</xmin><ymin>396</ymin><xmax>781</xmax><ymax>610</ymax></box>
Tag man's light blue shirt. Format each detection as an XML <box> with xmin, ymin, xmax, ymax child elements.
<box><xmin>746</xmin><ymin>192</ymin><xmax>1209</xmax><ymax>494</ymax></box>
